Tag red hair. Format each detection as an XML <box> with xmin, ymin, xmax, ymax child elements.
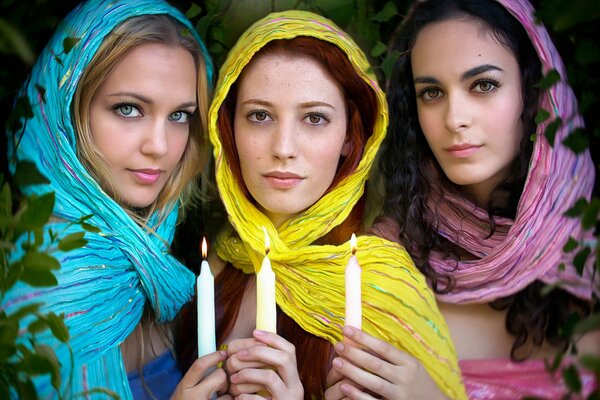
<box><xmin>201</xmin><ymin>37</ymin><xmax>377</xmax><ymax>398</ymax></box>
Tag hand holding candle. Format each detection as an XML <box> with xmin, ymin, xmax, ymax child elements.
<box><xmin>256</xmin><ymin>227</ymin><xmax>277</xmax><ymax>333</ymax></box>
<box><xmin>345</xmin><ymin>233</ymin><xmax>362</xmax><ymax>329</ymax></box>
<box><xmin>197</xmin><ymin>237</ymin><xmax>216</xmax><ymax>358</ymax></box>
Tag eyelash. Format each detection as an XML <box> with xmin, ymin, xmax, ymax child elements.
<box><xmin>471</xmin><ymin>76</ymin><xmax>501</xmax><ymax>92</ymax></box>
<box><xmin>112</xmin><ymin>102</ymin><xmax>141</xmax><ymax>118</ymax></box>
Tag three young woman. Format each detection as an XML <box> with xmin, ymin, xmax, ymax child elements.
<box><xmin>3</xmin><ymin>0</ymin><xmax>212</xmax><ymax>398</ymax></box>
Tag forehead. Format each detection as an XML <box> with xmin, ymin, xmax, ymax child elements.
<box><xmin>236</xmin><ymin>52</ymin><xmax>342</xmax><ymax>95</ymax></box>
<box><xmin>411</xmin><ymin>18</ymin><xmax>516</xmax><ymax>75</ymax></box>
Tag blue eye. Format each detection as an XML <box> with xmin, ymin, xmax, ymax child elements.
<box><xmin>113</xmin><ymin>103</ymin><xmax>142</xmax><ymax>118</ymax></box>
<box><xmin>169</xmin><ymin>111</ymin><xmax>192</xmax><ymax>123</ymax></box>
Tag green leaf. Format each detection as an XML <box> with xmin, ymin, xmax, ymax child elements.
<box><xmin>17</xmin><ymin>192</ymin><xmax>55</xmax><ymax>232</ymax></box>
<box><xmin>22</xmin><ymin>251</ymin><xmax>60</xmax><ymax>272</ymax></box>
<box><xmin>34</xmin><ymin>84</ymin><xmax>46</xmax><ymax>104</ymax></box>
<box><xmin>535</xmin><ymin>69</ymin><xmax>561</xmax><ymax>89</ymax></box>
<box><xmin>579</xmin><ymin>354</ymin><xmax>600</xmax><ymax>375</ymax></box>
<box><xmin>7</xmin><ymin>302</ymin><xmax>43</xmax><ymax>321</ymax></box>
<box><xmin>58</xmin><ymin>231</ymin><xmax>87</xmax><ymax>252</ymax></box>
<box><xmin>535</xmin><ymin>108</ymin><xmax>551</xmax><ymax>124</ymax></box>
<box><xmin>371</xmin><ymin>2</ymin><xmax>397</xmax><ymax>22</ymax></box>
<box><xmin>573</xmin><ymin>313</ymin><xmax>600</xmax><ymax>335</ymax></box>
<box><xmin>62</xmin><ymin>37</ymin><xmax>81</xmax><ymax>54</ymax></box>
<box><xmin>16</xmin><ymin>378</ymin><xmax>37</xmax><ymax>400</ymax></box>
<box><xmin>0</xmin><ymin>320</ymin><xmax>18</xmax><ymax>358</ymax></box>
<box><xmin>0</xmin><ymin>183</ymin><xmax>11</xmax><ymax>236</ymax></box>
<box><xmin>562</xmin><ymin>364</ymin><xmax>582</xmax><ymax>392</ymax></box>
<box><xmin>46</xmin><ymin>312</ymin><xmax>69</xmax><ymax>343</ymax></box>
<box><xmin>186</xmin><ymin>3</ymin><xmax>203</xmax><ymax>19</ymax></box>
<box><xmin>558</xmin><ymin>312</ymin><xmax>581</xmax><ymax>338</ymax></box>
<box><xmin>573</xmin><ymin>246</ymin><xmax>591</xmax><ymax>275</ymax></box>
<box><xmin>20</xmin><ymin>269</ymin><xmax>57</xmax><ymax>287</ymax></box>
<box><xmin>3</xmin><ymin>262</ymin><xmax>23</xmax><ymax>292</ymax></box>
<box><xmin>35</xmin><ymin>344</ymin><xmax>62</xmax><ymax>390</ymax></box>
<box><xmin>81</xmin><ymin>222</ymin><xmax>101</xmax><ymax>233</ymax></box>
<box><xmin>563</xmin><ymin>236</ymin><xmax>579</xmax><ymax>252</ymax></box>
<box><xmin>546</xmin><ymin>350</ymin><xmax>564</xmax><ymax>372</ymax></box>
<box><xmin>28</xmin><ymin>318</ymin><xmax>49</xmax><ymax>335</ymax></box>
<box><xmin>14</xmin><ymin>160</ymin><xmax>50</xmax><ymax>187</ymax></box>
<box><xmin>53</xmin><ymin>55</ymin><xmax>63</xmax><ymax>66</ymax></box>
<box><xmin>21</xmin><ymin>352</ymin><xmax>54</xmax><ymax>375</ymax></box>
<box><xmin>562</xmin><ymin>128</ymin><xmax>589</xmax><ymax>154</ymax></box>
<box><xmin>581</xmin><ymin>199</ymin><xmax>600</xmax><ymax>230</ymax></box>
<box><xmin>565</xmin><ymin>198</ymin><xmax>588</xmax><ymax>217</ymax></box>
<box><xmin>371</xmin><ymin>41</ymin><xmax>387</xmax><ymax>57</ymax></box>
<box><xmin>544</xmin><ymin>117</ymin><xmax>562</xmax><ymax>146</ymax></box>
<box><xmin>381</xmin><ymin>50</ymin><xmax>401</xmax><ymax>82</ymax></box>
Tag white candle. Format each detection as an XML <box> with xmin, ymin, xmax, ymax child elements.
<box><xmin>256</xmin><ymin>227</ymin><xmax>277</xmax><ymax>332</ymax></box>
<box><xmin>345</xmin><ymin>233</ymin><xmax>362</xmax><ymax>329</ymax></box>
<box><xmin>197</xmin><ymin>237</ymin><xmax>216</xmax><ymax>358</ymax></box>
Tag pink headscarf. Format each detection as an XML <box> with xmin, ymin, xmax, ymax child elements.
<box><xmin>420</xmin><ymin>0</ymin><xmax>598</xmax><ymax>304</ymax></box>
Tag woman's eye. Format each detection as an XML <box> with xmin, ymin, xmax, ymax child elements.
<box><xmin>114</xmin><ymin>104</ymin><xmax>141</xmax><ymax>118</ymax></box>
<box><xmin>472</xmin><ymin>78</ymin><xmax>500</xmax><ymax>93</ymax></box>
<box><xmin>305</xmin><ymin>113</ymin><xmax>329</xmax><ymax>125</ymax></box>
<box><xmin>169</xmin><ymin>111</ymin><xmax>191</xmax><ymax>123</ymax></box>
<box><xmin>423</xmin><ymin>88</ymin><xmax>441</xmax><ymax>101</ymax></box>
<box><xmin>248</xmin><ymin>111</ymin><xmax>271</xmax><ymax>122</ymax></box>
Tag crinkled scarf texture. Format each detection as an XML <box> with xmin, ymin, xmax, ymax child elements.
<box><xmin>210</xmin><ymin>10</ymin><xmax>466</xmax><ymax>399</ymax></box>
<box><xmin>2</xmin><ymin>0</ymin><xmax>213</xmax><ymax>398</ymax></box>
<box><xmin>422</xmin><ymin>0</ymin><xmax>597</xmax><ymax>304</ymax></box>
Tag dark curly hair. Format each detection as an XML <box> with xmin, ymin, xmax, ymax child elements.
<box><xmin>380</xmin><ymin>0</ymin><xmax>590</xmax><ymax>360</ymax></box>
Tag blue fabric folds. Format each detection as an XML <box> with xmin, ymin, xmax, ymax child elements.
<box><xmin>2</xmin><ymin>0</ymin><xmax>213</xmax><ymax>398</ymax></box>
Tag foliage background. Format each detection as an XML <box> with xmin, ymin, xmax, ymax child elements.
<box><xmin>0</xmin><ymin>0</ymin><xmax>598</xmax><ymax>395</ymax></box>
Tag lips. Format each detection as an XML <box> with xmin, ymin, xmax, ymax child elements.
<box><xmin>445</xmin><ymin>143</ymin><xmax>482</xmax><ymax>158</ymax></box>
<box><xmin>130</xmin><ymin>168</ymin><xmax>162</xmax><ymax>184</ymax></box>
<box><xmin>263</xmin><ymin>171</ymin><xmax>304</xmax><ymax>189</ymax></box>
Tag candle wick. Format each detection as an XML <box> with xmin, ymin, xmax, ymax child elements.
<box><xmin>265</xmin><ymin>248</ymin><xmax>270</xmax><ymax>256</ymax></box>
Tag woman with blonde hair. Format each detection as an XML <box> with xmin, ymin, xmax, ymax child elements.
<box><xmin>2</xmin><ymin>0</ymin><xmax>213</xmax><ymax>398</ymax></box>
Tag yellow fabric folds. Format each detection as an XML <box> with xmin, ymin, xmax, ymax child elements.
<box><xmin>210</xmin><ymin>10</ymin><xmax>466</xmax><ymax>399</ymax></box>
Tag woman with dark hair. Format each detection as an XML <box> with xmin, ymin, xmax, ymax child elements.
<box><xmin>376</xmin><ymin>0</ymin><xmax>598</xmax><ymax>397</ymax></box>
<box><xmin>176</xmin><ymin>10</ymin><xmax>466</xmax><ymax>400</ymax></box>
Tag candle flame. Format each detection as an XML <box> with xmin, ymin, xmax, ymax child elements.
<box><xmin>201</xmin><ymin>237</ymin><xmax>207</xmax><ymax>259</ymax></box>
<box><xmin>263</xmin><ymin>226</ymin><xmax>270</xmax><ymax>255</ymax></box>
<box><xmin>350</xmin><ymin>233</ymin><xmax>357</xmax><ymax>255</ymax></box>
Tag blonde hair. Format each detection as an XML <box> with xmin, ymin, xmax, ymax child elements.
<box><xmin>73</xmin><ymin>14</ymin><xmax>210</xmax><ymax>224</ymax></box>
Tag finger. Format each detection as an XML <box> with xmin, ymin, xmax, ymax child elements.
<box><xmin>326</xmin><ymin>364</ymin><xmax>345</xmax><ymax>386</ymax></box>
<box><xmin>225</xmin><ymin>348</ymin><xmax>270</xmax><ymax>375</ymax></box>
<box><xmin>179</xmin><ymin>351</ymin><xmax>228</xmax><ymax>388</ymax></box>
<box><xmin>331</xmin><ymin>355</ymin><xmax>393</xmax><ymax>399</ymax></box>
<box><xmin>228</xmin><ymin>368</ymin><xmax>269</xmax><ymax>396</ymax></box>
<box><xmin>343</xmin><ymin>326</ymin><xmax>413</xmax><ymax>366</ymax></box>
<box><xmin>227</xmin><ymin>337</ymin><xmax>266</xmax><ymax>355</ymax></box>
<box><xmin>230</xmin><ymin>367</ymin><xmax>290</xmax><ymax>398</ymax></box>
<box><xmin>241</xmin><ymin>334</ymin><xmax>298</xmax><ymax>385</ymax></box>
<box><xmin>339</xmin><ymin>381</ymin><xmax>377</xmax><ymax>400</ymax></box>
<box><xmin>325</xmin><ymin>378</ymin><xmax>358</xmax><ymax>400</ymax></box>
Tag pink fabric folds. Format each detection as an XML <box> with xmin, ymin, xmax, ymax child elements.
<box><xmin>460</xmin><ymin>358</ymin><xmax>598</xmax><ymax>399</ymax></box>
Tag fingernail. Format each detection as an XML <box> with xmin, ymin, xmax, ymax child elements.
<box><xmin>335</xmin><ymin>342</ymin><xmax>345</xmax><ymax>352</ymax></box>
<box><xmin>238</xmin><ymin>349</ymin><xmax>248</xmax><ymax>357</ymax></box>
<box><xmin>340</xmin><ymin>383</ymin><xmax>350</xmax><ymax>394</ymax></box>
<box><xmin>332</xmin><ymin>358</ymin><xmax>342</xmax><ymax>369</ymax></box>
<box><xmin>254</xmin><ymin>329</ymin><xmax>266</xmax><ymax>336</ymax></box>
<box><xmin>219</xmin><ymin>350</ymin><xmax>228</xmax><ymax>357</ymax></box>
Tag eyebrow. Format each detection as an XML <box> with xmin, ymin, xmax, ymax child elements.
<box><xmin>240</xmin><ymin>99</ymin><xmax>336</xmax><ymax>110</ymax></box>
<box><xmin>414</xmin><ymin>64</ymin><xmax>504</xmax><ymax>84</ymax></box>
<box><xmin>109</xmin><ymin>92</ymin><xmax>196</xmax><ymax>108</ymax></box>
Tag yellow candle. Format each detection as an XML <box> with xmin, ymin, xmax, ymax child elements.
<box><xmin>256</xmin><ymin>227</ymin><xmax>277</xmax><ymax>332</ymax></box>
<box><xmin>345</xmin><ymin>233</ymin><xmax>362</xmax><ymax>329</ymax></box>
<box><xmin>197</xmin><ymin>237</ymin><xmax>216</xmax><ymax>357</ymax></box>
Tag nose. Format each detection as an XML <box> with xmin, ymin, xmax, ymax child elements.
<box><xmin>271</xmin><ymin>121</ymin><xmax>297</xmax><ymax>160</ymax></box>
<box><xmin>445</xmin><ymin>91</ymin><xmax>471</xmax><ymax>133</ymax></box>
<box><xmin>141</xmin><ymin>120</ymin><xmax>168</xmax><ymax>157</ymax></box>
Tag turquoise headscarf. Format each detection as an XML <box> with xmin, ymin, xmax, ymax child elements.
<box><xmin>3</xmin><ymin>0</ymin><xmax>213</xmax><ymax>398</ymax></box>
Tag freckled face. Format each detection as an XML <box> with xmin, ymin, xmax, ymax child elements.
<box><xmin>411</xmin><ymin>18</ymin><xmax>524</xmax><ymax>204</ymax></box>
<box><xmin>233</xmin><ymin>53</ymin><xmax>349</xmax><ymax>228</ymax></box>
<box><xmin>89</xmin><ymin>43</ymin><xmax>197</xmax><ymax>208</ymax></box>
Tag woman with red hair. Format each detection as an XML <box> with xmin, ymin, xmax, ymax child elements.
<box><xmin>175</xmin><ymin>10</ymin><xmax>466</xmax><ymax>399</ymax></box>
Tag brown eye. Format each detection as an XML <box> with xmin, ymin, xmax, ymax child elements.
<box><xmin>309</xmin><ymin>114</ymin><xmax>322</xmax><ymax>124</ymax></box>
<box><xmin>255</xmin><ymin>111</ymin><xmax>267</xmax><ymax>121</ymax></box>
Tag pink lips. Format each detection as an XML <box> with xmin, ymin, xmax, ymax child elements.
<box><xmin>446</xmin><ymin>143</ymin><xmax>482</xmax><ymax>158</ymax></box>
<box><xmin>263</xmin><ymin>171</ymin><xmax>303</xmax><ymax>189</ymax></box>
<box><xmin>131</xmin><ymin>169</ymin><xmax>162</xmax><ymax>184</ymax></box>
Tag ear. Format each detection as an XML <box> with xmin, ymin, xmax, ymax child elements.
<box><xmin>341</xmin><ymin>137</ymin><xmax>352</xmax><ymax>157</ymax></box>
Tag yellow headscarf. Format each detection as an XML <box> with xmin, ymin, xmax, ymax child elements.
<box><xmin>209</xmin><ymin>10</ymin><xmax>466</xmax><ymax>399</ymax></box>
